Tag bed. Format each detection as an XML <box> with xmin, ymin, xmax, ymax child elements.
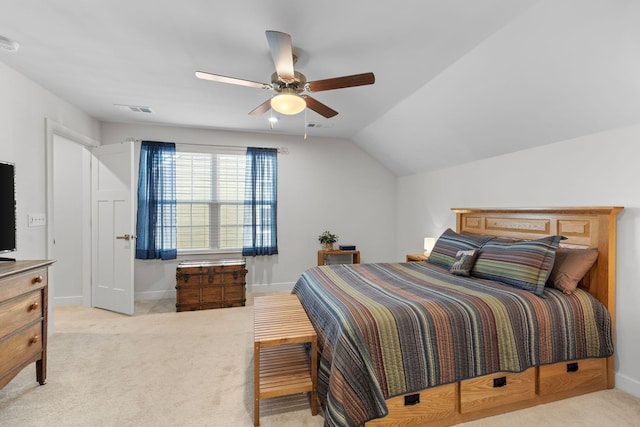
<box><xmin>292</xmin><ymin>207</ymin><xmax>623</xmax><ymax>427</ymax></box>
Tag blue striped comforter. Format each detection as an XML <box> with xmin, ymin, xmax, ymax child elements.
<box><xmin>292</xmin><ymin>262</ymin><xmax>613</xmax><ymax>427</ymax></box>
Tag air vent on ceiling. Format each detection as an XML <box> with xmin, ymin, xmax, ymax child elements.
<box><xmin>307</xmin><ymin>123</ymin><xmax>333</xmax><ymax>128</ymax></box>
<box><xmin>0</xmin><ymin>35</ymin><xmax>19</xmax><ymax>52</ymax></box>
<box><xmin>115</xmin><ymin>104</ymin><xmax>154</xmax><ymax>114</ymax></box>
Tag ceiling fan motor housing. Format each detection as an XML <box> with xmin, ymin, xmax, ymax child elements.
<box><xmin>271</xmin><ymin>71</ymin><xmax>306</xmax><ymax>93</ymax></box>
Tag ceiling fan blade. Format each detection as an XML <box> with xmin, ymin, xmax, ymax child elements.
<box><xmin>195</xmin><ymin>71</ymin><xmax>270</xmax><ymax>89</ymax></box>
<box><xmin>307</xmin><ymin>72</ymin><xmax>375</xmax><ymax>92</ymax></box>
<box><xmin>248</xmin><ymin>98</ymin><xmax>272</xmax><ymax>116</ymax></box>
<box><xmin>265</xmin><ymin>30</ymin><xmax>295</xmax><ymax>81</ymax></box>
<box><xmin>303</xmin><ymin>96</ymin><xmax>338</xmax><ymax>118</ymax></box>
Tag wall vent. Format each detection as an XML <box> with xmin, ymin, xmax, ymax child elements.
<box><xmin>115</xmin><ymin>104</ymin><xmax>154</xmax><ymax>114</ymax></box>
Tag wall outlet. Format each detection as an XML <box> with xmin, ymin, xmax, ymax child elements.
<box><xmin>28</xmin><ymin>213</ymin><xmax>46</xmax><ymax>227</ymax></box>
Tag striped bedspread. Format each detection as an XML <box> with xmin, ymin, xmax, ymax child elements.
<box><xmin>292</xmin><ymin>262</ymin><xmax>613</xmax><ymax>427</ymax></box>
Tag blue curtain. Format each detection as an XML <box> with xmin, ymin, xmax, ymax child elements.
<box><xmin>242</xmin><ymin>147</ymin><xmax>278</xmax><ymax>256</ymax></box>
<box><xmin>135</xmin><ymin>141</ymin><xmax>177</xmax><ymax>260</ymax></box>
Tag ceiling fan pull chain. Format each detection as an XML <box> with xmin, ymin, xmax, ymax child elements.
<box><xmin>269</xmin><ymin>109</ymin><xmax>275</xmax><ymax>129</ymax></box>
<box><xmin>304</xmin><ymin>108</ymin><xmax>308</xmax><ymax>141</ymax></box>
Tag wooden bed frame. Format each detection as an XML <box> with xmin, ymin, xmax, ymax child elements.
<box><xmin>366</xmin><ymin>206</ymin><xmax>623</xmax><ymax>427</ymax></box>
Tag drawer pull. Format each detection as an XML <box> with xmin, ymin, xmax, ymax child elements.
<box><xmin>567</xmin><ymin>362</ymin><xmax>579</xmax><ymax>373</ymax></box>
<box><xmin>29</xmin><ymin>302</ymin><xmax>40</xmax><ymax>311</ymax></box>
<box><xmin>30</xmin><ymin>335</ymin><xmax>39</xmax><ymax>344</ymax></box>
<box><xmin>32</xmin><ymin>275</ymin><xmax>44</xmax><ymax>284</ymax></box>
<box><xmin>493</xmin><ymin>376</ymin><xmax>507</xmax><ymax>388</ymax></box>
<box><xmin>404</xmin><ymin>393</ymin><xmax>420</xmax><ymax>406</ymax></box>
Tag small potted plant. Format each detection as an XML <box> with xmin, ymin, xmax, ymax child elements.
<box><xmin>318</xmin><ymin>231</ymin><xmax>338</xmax><ymax>251</ymax></box>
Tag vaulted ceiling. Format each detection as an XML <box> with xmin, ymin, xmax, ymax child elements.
<box><xmin>1</xmin><ymin>0</ymin><xmax>638</xmax><ymax>175</ymax></box>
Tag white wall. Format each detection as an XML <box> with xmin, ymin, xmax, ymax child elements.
<box><xmin>396</xmin><ymin>123</ymin><xmax>640</xmax><ymax>398</ymax></box>
<box><xmin>0</xmin><ymin>61</ymin><xmax>100</xmax><ymax>259</ymax></box>
<box><xmin>0</xmin><ymin>62</ymin><xmax>100</xmax><ymax>331</ymax></box>
<box><xmin>100</xmin><ymin>122</ymin><xmax>397</xmax><ymax>299</ymax></box>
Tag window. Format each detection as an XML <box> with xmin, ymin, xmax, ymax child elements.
<box><xmin>175</xmin><ymin>149</ymin><xmax>246</xmax><ymax>253</ymax></box>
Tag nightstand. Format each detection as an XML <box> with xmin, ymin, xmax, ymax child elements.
<box><xmin>406</xmin><ymin>253</ymin><xmax>429</xmax><ymax>262</ymax></box>
<box><xmin>318</xmin><ymin>250</ymin><xmax>360</xmax><ymax>266</ymax></box>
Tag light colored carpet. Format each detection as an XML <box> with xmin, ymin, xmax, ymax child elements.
<box><xmin>0</xmin><ymin>297</ymin><xmax>639</xmax><ymax>427</ymax></box>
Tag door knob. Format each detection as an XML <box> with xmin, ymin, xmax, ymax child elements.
<box><xmin>116</xmin><ymin>234</ymin><xmax>132</xmax><ymax>241</ymax></box>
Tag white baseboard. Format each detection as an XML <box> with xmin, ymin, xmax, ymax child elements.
<box><xmin>248</xmin><ymin>282</ymin><xmax>295</xmax><ymax>294</ymax></box>
<box><xmin>56</xmin><ymin>292</ymin><xmax>177</xmax><ymax>304</ymax></box>
<box><xmin>615</xmin><ymin>372</ymin><xmax>640</xmax><ymax>398</ymax></box>
<box><xmin>135</xmin><ymin>289</ymin><xmax>176</xmax><ymax>301</ymax></box>
<box><xmin>53</xmin><ymin>295</ymin><xmax>83</xmax><ymax>306</ymax></box>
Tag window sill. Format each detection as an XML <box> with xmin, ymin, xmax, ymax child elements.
<box><xmin>177</xmin><ymin>249</ymin><xmax>242</xmax><ymax>257</ymax></box>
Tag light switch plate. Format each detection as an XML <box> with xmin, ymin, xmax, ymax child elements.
<box><xmin>28</xmin><ymin>213</ymin><xmax>46</xmax><ymax>227</ymax></box>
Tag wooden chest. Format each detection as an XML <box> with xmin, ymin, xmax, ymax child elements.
<box><xmin>175</xmin><ymin>259</ymin><xmax>247</xmax><ymax>312</ymax></box>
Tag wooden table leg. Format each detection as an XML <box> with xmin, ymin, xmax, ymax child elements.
<box><xmin>254</xmin><ymin>343</ymin><xmax>260</xmax><ymax>426</ymax></box>
<box><xmin>310</xmin><ymin>338</ymin><xmax>318</xmax><ymax>416</ymax></box>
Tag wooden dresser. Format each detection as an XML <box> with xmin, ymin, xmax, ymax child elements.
<box><xmin>175</xmin><ymin>259</ymin><xmax>247</xmax><ymax>312</ymax></box>
<box><xmin>0</xmin><ymin>260</ymin><xmax>54</xmax><ymax>390</ymax></box>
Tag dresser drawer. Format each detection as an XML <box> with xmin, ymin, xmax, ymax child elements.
<box><xmin>0</xmin><ymin>321</ymin><xmax>43</xmax><ymax>375</ymax></box>
<box><xmin>539</xmin><ymin>358</ymin><xmax>607</xmax><ymax>397</ymax></box>
<box><xmin>367</xmin><ymin>383</ymin><xmax>456</xmax><ymax>425</ymax></box>
<box><xmin>0</xmin><ymin>260</ymin><xmax>53</xmax><ymax>391</ymax></box>
<box><xmin>0</xmin><ymin>290</ymin><xmax>43</xmax><ymax>337</ymax></box>
<box><xmin>0</xmin><ymin>268</ymin><xmax>47</xmax><ymax>302</ymax></box>
<box><xmin>460</xmin><ymin>368</ymin><xmax>536</xmax><ymax>414</ymax></box>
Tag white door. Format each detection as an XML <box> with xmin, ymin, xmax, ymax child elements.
<box><xmin>91</xmin><ymin>142</ymin><xmax>135</xmax><ymax>315</ymax></box>
<box><xmin>53</xmin><ymin>134</ymin><xmax>91</xmax><ymax>306</ymax></box>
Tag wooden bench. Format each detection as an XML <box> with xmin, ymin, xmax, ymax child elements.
<box><xmin>253</xmin><ymin>294</ymin><xmax>318</xmax><ymax>426</ymax></box>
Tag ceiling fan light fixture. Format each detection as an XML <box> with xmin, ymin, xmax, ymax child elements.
<box><xmin>270</xmin><ymin>88</ymin><xmax>306</xmax><ymax>115</ymax></box>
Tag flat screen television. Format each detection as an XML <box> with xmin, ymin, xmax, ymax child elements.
<box><xmin>0</xmin><ymin>161</ymin><xmax>16</xmax><ymax>256</ymax></box>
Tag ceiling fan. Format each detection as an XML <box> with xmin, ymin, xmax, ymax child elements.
<box><xmin>195</xmin><ymin>30</ymin><xmax>375</xmax><ymax>119</ymax></box>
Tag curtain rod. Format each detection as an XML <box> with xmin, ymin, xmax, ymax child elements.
<box><xmin>123</xmin><ymin>138</ymin><xmax>289</xmax><ymax>154</ymax></box>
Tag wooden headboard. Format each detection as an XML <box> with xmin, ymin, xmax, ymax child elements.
<box><xmin>452</xmin><ymin>207</ymin><xmax>623</xmax><ymax>328</ymax></box>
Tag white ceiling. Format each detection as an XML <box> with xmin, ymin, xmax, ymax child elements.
<box><xmin>1</xmin><ymin>0</ymin><xmax>639</xmax><ymax>176</ymax></box>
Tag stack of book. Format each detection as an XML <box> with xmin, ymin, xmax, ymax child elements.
<box><xmin>339</xmin><ymin>244</ymin><xmax>356</xmax><ymax>251</ymax></box>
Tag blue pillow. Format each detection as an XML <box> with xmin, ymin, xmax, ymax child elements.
<box><xmin>471</xmin><ymin>235</ymin><xmax>564</xmax><ymax>296</ymax></box>
<box><xmin>427</xmin><ymin>229</ymin><xmax>494</xmax><ymax>269</ymax></box>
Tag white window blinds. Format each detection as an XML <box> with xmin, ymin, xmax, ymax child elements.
<box><xmin>175</xmin><ymin>150</ymin><xmax>245</xmax><ymax>252</ymax></box>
